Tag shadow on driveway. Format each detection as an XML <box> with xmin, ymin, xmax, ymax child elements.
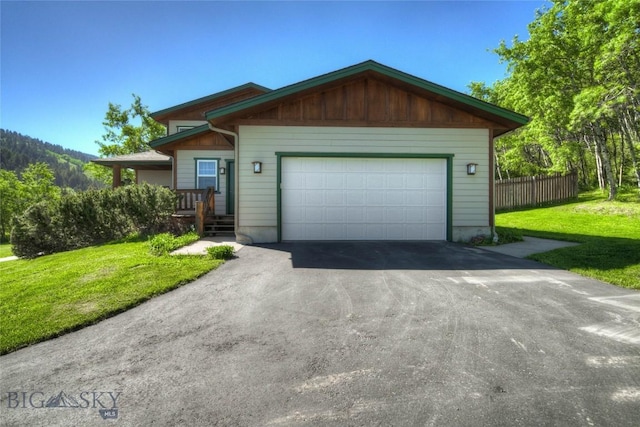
<box><xmin>257</xmin><ymin>241</ymin><xmax>558</xmax><ymax>270</ymax></box>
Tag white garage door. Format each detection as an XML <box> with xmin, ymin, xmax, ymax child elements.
<box><xmin>281</xmin><ymin>157</ymin><xmax>447</xmax><ymax>240</ymax></box>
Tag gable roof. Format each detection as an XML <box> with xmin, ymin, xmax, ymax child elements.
<box><xmin>149</xmin><ymin>124</ymin><xmax>210</xmax><ymax>149</ymax></box>
<box><xmin>92</xmin><ymin>150</ymin><xmax>171</xmax><ymax>167</ymax></box>
<box><xmin>150</xmin><ymin>83</ymin><xmax>271</xmax><ymax>125</ymax></box>
<box><xmin>205</xmin><ymin>60</ymin><xmax>528</xmax><ymax>135</ymax></box>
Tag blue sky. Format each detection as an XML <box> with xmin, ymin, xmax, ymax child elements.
<box><xmin>1</xmin><ymin>1</ymin><xmax>546</xmax><ymax>156</ymax></box>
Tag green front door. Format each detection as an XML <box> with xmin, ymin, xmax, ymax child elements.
<box><xmin>226</xmin><ymin>161</ymin><xmax>235</xmax><ymax>215</ymax></box>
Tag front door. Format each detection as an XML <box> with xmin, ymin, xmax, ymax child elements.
<box><xmin>226</xmin><ymin>160</ymin><xmax>235</xmax><ymax>215</ymax></box>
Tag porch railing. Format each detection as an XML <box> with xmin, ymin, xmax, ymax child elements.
<box><xmin>174</xmin><ymin>188</ymin><xmax>215</xmax><ymax>214</ymax></box>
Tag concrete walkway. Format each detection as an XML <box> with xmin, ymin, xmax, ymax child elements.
<box><xmin>0</xmin><ymin>255</ymin><xmax>18</xmax><ymax>262</ymax></box>
<box><xmin>170</xmin><ymin>235</ymin><xmax>244</xmax><ymax>255</ymax></box>
<box><xmin>482</xmin><ymin>236</ymin><xmax>580</xmax><ymax>258</ymax></box>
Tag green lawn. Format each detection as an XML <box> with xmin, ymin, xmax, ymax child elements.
<box><xmin>0</xmin><ymin>244</ymin><xmax>13</xmax><ymax>258</ymax></box>
<box><xmin>496</xmin><ymin>189</ymin><xmax>640</xmax><ymax>290</ymax></box>
<box><xmin>0</xmin><ymin>238</ymin><xmax>223</xmax><ymax>354</ymax></box>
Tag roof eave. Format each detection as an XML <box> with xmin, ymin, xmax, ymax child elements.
<box><xmin>205</xmin><ymin>60</ymin><xmax>530</xmax><ymax>130</ymax></box>
<box><xmin>149</xmin><ymin>124</ymin><xmax>210</xmax><ymax>149</ymax></box>
<box><xmin>150</xmin><ymin>83</ymin><xmax>272</xmax><ymax>121</ymax></box>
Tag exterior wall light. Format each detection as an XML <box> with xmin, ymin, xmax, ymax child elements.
<box><xmin>466</xmin><ymin>163</ymin><xmax>478</xmax><ymax>175</ymax></box>
<box><xmin>220</xmin><ymin>167</ymin><xmax>226</xmax><ymax>175</ymax></box>
<box><xmin>252</xmin><ymin>161</ymin><xmax>262</xmax><ymax>174</ymax></box>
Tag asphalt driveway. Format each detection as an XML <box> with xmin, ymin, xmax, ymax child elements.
<box><xmin>1</xmin><ymin>242</ymin><xmax>639</xmax><ymax>426</ymax></box>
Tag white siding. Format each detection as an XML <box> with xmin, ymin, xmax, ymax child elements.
<box><xmin>238</xmin><ymin>126</ymin><xmax>490</xmax><ymax>242</ymax></box>
<box><xmin>137</xmin><ymin>170</ymin><xmax>172</xmax><ymax>188</ymax></box>
<box><xmin>175</xmin><ymin>149</ymin><xmax>234</xmax><ymax>215</ymax></box>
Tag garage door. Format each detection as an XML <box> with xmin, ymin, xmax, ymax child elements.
<box><xmin>281</xmin><ymin>157</ymin><xmax>447</xmax><ymax>240</ymax></box>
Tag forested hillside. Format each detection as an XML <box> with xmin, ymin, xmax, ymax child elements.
<box><xmin>0</xmin><ymin>129</ymin><xmax>102</xmax><ymax>190</ymax></box>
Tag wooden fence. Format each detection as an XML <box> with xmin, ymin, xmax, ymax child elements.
<box><xmin>495</xmin><ymin>172</ymin><xmax>578</xmax><ymax>210</ymax></box>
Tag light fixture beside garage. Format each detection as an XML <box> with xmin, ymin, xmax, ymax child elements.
<box><xmin>220</xmin><ymin>166</ymin><xmax>226</xmax><ymax>175</ymax></box>
<box><xmin>466</xmin><ymin>163</ymin><xmax>478</xmax><ymax>175</ymax></box>
<box><xmin>252</xmin><ymin>161</ymin><xmax>262</xmax><ymax>174</ymax></box>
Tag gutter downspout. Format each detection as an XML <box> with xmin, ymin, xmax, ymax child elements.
<box><xmin>207</xmin><ymin>124</ymin><xmax>251</xmax><ymax>243</ymax></box>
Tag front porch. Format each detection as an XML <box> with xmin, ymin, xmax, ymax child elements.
<box><xmin>173</xmin><ymin>188</ymin><xmax>235</xmax><ymax>237</ymax></box>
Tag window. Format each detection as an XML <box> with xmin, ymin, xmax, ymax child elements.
<box><xmin>177</xmin><ymin>126</ymin><xmax>195</xmax><ymax>132</ymax></box>
<box><xmin>196</xmin><ymin>159</ymin><xmax>218</xmax><ymax>190</ymax></box>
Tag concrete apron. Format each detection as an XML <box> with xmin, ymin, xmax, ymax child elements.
<box><xmin>482</xmin><ymin>236</ymin><xmax>580</xmax><ymax>258</ymax></box>
<box><xmin>170</xmin><ymin>236</ymin><xmax>244</xmax><ymax>256</ymax></box>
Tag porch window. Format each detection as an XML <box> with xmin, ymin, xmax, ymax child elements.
<box><xmin>196</xmin><ymin>159</ymin><xmax>218</xmax><ymax>190</ymax></box>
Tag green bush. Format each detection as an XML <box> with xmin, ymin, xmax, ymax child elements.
<box><xmin>495</xmin><ymin>227</ymin><xmax>524</xmax><ymax>244</ymax></box>
<box><xmin>148</xmin><ymin>231</ymin><xmax>200</xmax><ymax>256</ymax></box>
<box><xmin>11</xmin><ymin>184</ymin><xmax>178</xmax><ymax>258</ymax></box>
<box><xmin>207</xmin><ymin>245</ymin><xmax>234</xmax><ymax>260</ymax></box>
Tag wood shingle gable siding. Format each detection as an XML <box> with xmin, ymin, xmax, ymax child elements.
<box><xmin>150</xmin><ymin>83</ymin><xmax>271</xmax><ymax>126</ymax></box>
<box><xmin>238</xmin><ymin>77</ymin><xmax>499</xmax><ymax>129</ymax></box>
<box><xmin>205</xmin><ymin>61</ymin><xmax>529</xmax><ymax>135</ymax></box>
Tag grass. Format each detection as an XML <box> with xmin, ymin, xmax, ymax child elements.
<box><xmin>496</xmin><ymin>188</ymin><xmax>640</xmax><ymax>290</ymax></box>
<box><xmin>0</xmin><ymin>236</ymin><xmax>223</xmax><ymax>354</ymax></box>
<box><xmin>0</xmin><ymin>244</ymin><xmax>13</xmax><ymax>258</ymax></box>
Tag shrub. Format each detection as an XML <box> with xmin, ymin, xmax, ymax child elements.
<box><xmin>148</xmin><ymin>231</ymin><xmax>200</xmax><ymax>256</ymax></box>
<box><xmin>207</xmin><ymin>245</ymin><xmax>234</xmax><ymax>260</ymax></box>
<box><xmin>495</xmin><ymin>227</ymin><xmax>524</xmax><ymax>244</ymax></box>
<box><xmin>11</xmin><ymin>184</ymin><xmax>178</xmax><ymax>258</ymax></box>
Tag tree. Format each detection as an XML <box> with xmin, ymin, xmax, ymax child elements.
<box><xmin>471</xmin><ymin>0</ymin><xmax>640</xmax><ymax>199</ymax></box>
<box><xmin>0</xmin><ymin>162</ymin><xmax>61</xmax><ymax>242</ymax></box>
<box><xmin>86</xmin><ymin>94</ymin><xmax>167</xmax><ymax>185</ymax></box>
<box><xmin>0</xmin><ymin>170</ymin><xmax>22</xmax><ymax>242</ymax></box>
<box><xmin>21</xmin><ymin>162</ymin><xmax>61</xmax><ymax>206</ymax></box>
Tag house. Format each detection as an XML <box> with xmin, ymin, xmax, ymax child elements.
<box><xmin>95</xmin><ymin>61</ymin><xmax>528</xmax><ymax>243</ymax></box>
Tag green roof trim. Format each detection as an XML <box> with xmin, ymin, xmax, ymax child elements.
<box><xmin>150</xmin><ymin>82</ymin><xmax>272</xmax><ymax>118</ymax></box>
<box><xmin>149</xmin><ymin>124</ymin><xmax>210</xmax><ymax>148</ymax></box>
<box><xmin>205</xmin><ymin>60</ymin><xmax>529</xmax><ymax>126</ymax></box>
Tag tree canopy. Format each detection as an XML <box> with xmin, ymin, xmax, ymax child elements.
<box><xmin>470</xmin><ymin>0</ymin><xmax>640</xmax><ymax>199</ymax></box>
<box><xmin>86</xmin><ymin>94</ymin><xmax>166</xmax><ymax>185</ymax></box>
<box><xmin>0</xmin><ymin>162</ymin><xmax>61</xmax><ymax>242</ymax></box>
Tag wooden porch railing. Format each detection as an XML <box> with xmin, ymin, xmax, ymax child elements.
<box><xmin>174</xmin><ymin>188</ymin><xmax>215</xmax><ymax>214</ymax></box>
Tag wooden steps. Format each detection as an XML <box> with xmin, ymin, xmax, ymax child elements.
<box><xmin>203</xmin><ymin>215</ymin><xmax>235</xmax><ymax>236</ymax></box>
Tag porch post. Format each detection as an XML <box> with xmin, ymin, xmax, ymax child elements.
<box><xmin>112</xmin><ymin>165</ymin><xmax>122</xmax><ymax>188</ymax></box>
<box><xmin>195</xmin><ymin>201</ymin><xmax>205</xmax><ymax>237</ymax></box>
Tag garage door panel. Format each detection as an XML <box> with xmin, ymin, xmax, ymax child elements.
<box><xmin>366</xmin><ymin>192</ymin><xmax>384</xmax><ymax>205</ymax></box>
<box><xmin>366</xmin><ymin>208</ymin><xmax>384</xmax><ymax>222</ymax></box>
<box><xmin>282</xmin><ymin>157</ymin><xmax>447</xmax><ymax>241</ymax></box>
<box><xmin>427</xmin><ymin>176</ymin><xmax>445</xmax><ymax>190</ymax></box>
<box><xmin>386</xmin><ymin>175</ymin><xmax>405</xmax><ymax>188</ymax></box>
<box><xmin>346</xmin><ymin>175</ymin><xmax>365</xmax><ymax>189</ymax></box>
<box><xmin>385</xmin><ymin>191</ymin><xmax>404</xmax><ymax>205</ymax></box>
<box><xmin>326</xmin><ymin>174</ymin><xmax>344</xmax><ymax>189</ymax></box>
<box><xmin>385</xmin><ymin>207</ymin><xmax>404</xmax><ymax>222</ymax></box>
<box><xmin>406</xmin><ymin>174</ymin><xmax>425</xmax><ymax>188</ymax></box>
<box><xmin>366</xmin><ymin>175</ymin><xmax>384</xmax><ymax>189</ymax></box>
<box><xmin>305</xmin><ymin>192</ymin><xmax>323</xmax><ymax>205</ymax></box>
<box><xmin>405</xmin><ymin>207</ymin><xmax>425</xmax><ymax>222</ymax></box>
<box><xmin>325</xmin><ymin>192</ymin><xmax>345</xmax><ymax>206</ymax></box>
<box><xmin>346</xmin><ymin>191</ymin><xmax>365</xmax><ymax>205</ymax></box>
<box><xmin>346</xmin><ymin>207</ymin><xmax>365</xmax><ymax>222</ymax></box>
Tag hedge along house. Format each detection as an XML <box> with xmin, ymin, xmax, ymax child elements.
<box><xmin>144</xmin><ymin>60</ymin><xmax>528</xmax><ymax>243</ymax></box>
